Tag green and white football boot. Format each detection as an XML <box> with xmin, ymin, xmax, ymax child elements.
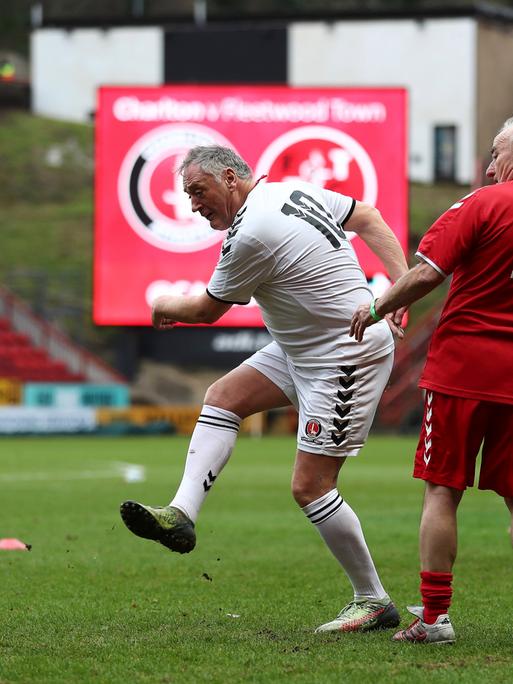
<box><xmin>315</xmin><ymin>597</ymin><xmax>400</xmax><ymax>633</ymax></box>
<box><xmin>120</xmin><ymin>500</ymin><xmax>196</xmax><ymax>554</ymax></box>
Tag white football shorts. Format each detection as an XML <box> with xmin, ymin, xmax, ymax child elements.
<box><xmin>243</xmin><ymin>341</ymin><xmax>393</xmax><ymax>457</ymax></box>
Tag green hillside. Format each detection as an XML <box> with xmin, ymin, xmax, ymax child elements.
<box><xmin>0</xmin><ymin>111</ymin><xmax>111</xmax><ymax>355</ymax></box>
<box><xmin>0</xmin><ymin>110</ymin><xmax>466</xmax><ymax>356</ymax></box>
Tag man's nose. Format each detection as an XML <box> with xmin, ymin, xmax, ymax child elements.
<box><xmin>190</xmin><ymin>197</ymin><xmax>201</xmax><ymax>212</ymax></box>
<box><xmin>485</xmin><ymin>160</ymin><xmax>495</xmax><ymax>179</ymax></box>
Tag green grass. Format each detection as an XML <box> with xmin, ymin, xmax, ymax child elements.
<box><xmin>1</xmin><ymin>435</ymin><xmax>512</xmax><ymax>683</ymax></box>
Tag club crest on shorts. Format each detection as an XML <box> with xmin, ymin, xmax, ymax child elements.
<box><xmin>305</xmin><ymin>418</ymin><xmax>322</xmax><ymax>438</ymax></box>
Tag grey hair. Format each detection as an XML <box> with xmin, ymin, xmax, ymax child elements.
<box><xmin>499</xmin><ymin>117</ymin><xmax>513</xmax><ymax>134</ymax></box>
<box><xmin>178</xmin><ymin>146</ymin><xmax>253</xmax><ymax>182</ymax></box>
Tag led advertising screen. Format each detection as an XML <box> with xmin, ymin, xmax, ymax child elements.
<box><xmin>94</xmin><ymin>86</ymin><xmax>407</xmax><ymax>326</ymax></box>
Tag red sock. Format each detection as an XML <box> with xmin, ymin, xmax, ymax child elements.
<box><xmin>420</xmin><ymin>571</ymin><xmax>453</xmax><ymax>624</ymax></box>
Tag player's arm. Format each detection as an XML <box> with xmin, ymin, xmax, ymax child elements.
<box><xmin>152</xmin><ymin>292</ymin><xmax>232</xmax><ymax>329</ymax></box>
<box><xmin>344</xmin><ymin>200</ymin><xmax>409</xmax><ymax>332</ymax></box>
<box><xmin>344</xmin><ymin>201</ymin><xmax>408</xmax><ymax>282</ymax></box>
<box><xmin>350</xmin><ymin>261</ymin><xmax>445</xmax><ymax>342</ymax></box>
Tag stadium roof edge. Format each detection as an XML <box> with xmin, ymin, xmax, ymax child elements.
<box><xmin>35</xmin><ymin>2</ymin><xmax>513</xmax><ymax>30</ymax></box>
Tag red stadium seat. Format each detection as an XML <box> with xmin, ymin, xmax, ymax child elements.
<box><xmin>0</xmin><ymin>330</ymin><xmax>78</xmax><ymax>382</ymax></box>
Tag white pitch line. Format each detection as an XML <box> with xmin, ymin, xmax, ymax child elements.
<box><xmin>0</xmin><ymin>462</ymin><xmax>146</xmax><ymax>483</ymax></box>
<box><xmin>0</xmin><ymin>470</ymin><xmax>122</xmax><ymax>482</ymax></box>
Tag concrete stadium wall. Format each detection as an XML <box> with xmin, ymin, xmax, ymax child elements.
<box><xmin>31</xmin><ymin>27</ymin><xmax>163</xmax><ymax>122</ymax></box>
<box><xmin>289</xmin><ymin>18</ymin><xmax>476</xmax><ymax>184</ymax></box>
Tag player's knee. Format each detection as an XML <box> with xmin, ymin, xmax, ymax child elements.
<box><xmin>204</xmin><ymin>378</ymin><xmax>241</xmax><ymax>415</ymax></box>
<box><xmin>204</xmin><ymin>378</ymin><xmax>228</xmax><ymax>407</ymax></box>
<box><xmin>291</xmin><ymin>477</ymin><xmax>318</xmax><ymax>508</ymax></box>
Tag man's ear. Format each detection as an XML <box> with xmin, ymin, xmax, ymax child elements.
<box><xmin>224</xmin><ymin>168</ymin><xmax>237</xmax><ymax>190</ymax></box>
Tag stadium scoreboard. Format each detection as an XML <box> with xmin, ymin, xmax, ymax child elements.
<box><xmin>94</xmin><ymin>85</ymin><xmax>407</xmax><ymax>326</ymax></box>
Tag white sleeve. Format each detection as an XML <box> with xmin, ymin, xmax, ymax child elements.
<box><xmin>318</xmin><ymin>188</ymin><xmax>356</xmax><ymax>226</ymax></box>
<box><xmin>207</xmin><ymin>232</ymin><xmax>276</xmax><ymax>305</ymax></box>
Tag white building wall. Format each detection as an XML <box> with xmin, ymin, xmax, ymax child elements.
<box><xmin>31</xmin><ymin>20</ymin><xmax>477</xmax><ymax>183</ymax></box>
<box><xmin>31</xmin><ymin>27</ymin><xmax>164</xmax><ymax>123</ymax></box>
<box><xmin>289</xmin><ymin>19</ymin><xmax>476</xmax><ymax>183</ymax></box>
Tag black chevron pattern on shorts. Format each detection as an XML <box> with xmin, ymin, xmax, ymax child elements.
<box><xmin>337</xmin><ymin>391</ymin><xmax>353</xmax><ymax>403</ymax></box>
<box><xmin>331</xmin><ymin>365</ymin><xmax>357</xmax><ymax>446</ymax></box>
<box><xmin>333</xmin><ymin>418</ymin><xmax>350</xmax><ymax>432</ymax></box>
<box><xmin>335</xmin><ymin>404</ymin><xmax>351</xmax><ymax>419</ymax></box>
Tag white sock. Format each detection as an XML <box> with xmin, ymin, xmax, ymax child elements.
<box><xmin>170</xmin><ymin>405</ymin><xmax>241</xmax><ymax>522</ymax></box>
<box><xmin>302</xmin><ymin>489</ymin><xmax>387</xmax><ymax>601</ymax></box>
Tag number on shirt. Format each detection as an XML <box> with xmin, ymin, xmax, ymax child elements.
<box><xmin>281</xmin><ymin>190</ymin><xmax>346</xmax><ymax>248</ymax></box>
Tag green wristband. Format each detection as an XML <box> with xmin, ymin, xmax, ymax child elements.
<box><xmin>369</xmin><ymin>299</ymin><xmax>382</xmax><ymax>322</ymax></box>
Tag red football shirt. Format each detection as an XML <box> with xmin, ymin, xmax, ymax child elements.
<box><xmin>416</xmin><ymin>182</ymin><xmax>513</xmax><ymax>405</ymax></box>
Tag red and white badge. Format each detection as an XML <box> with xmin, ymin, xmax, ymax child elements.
<box><xmin>256</xmin><ymin>125</ymin><xmax>377</xmax><ymax>213</ymax></box>
<box><xmin>118</xmin><ymin>123</ymin><xmax>234</xmax><ymax>253</ymax></box>
<box><xmin>305</xmin><ymin>418</ymin><xmax>322</xmax><ymax>438</ymax></box>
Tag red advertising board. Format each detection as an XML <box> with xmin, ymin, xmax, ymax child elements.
<box><xmin>94</xmin><ymin>86</ymin><xmax>407</xmax><ymax>326</ymax></box>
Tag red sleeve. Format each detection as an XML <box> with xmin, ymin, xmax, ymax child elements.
<box><xmin>416</xmin><ymin>190</ymin><xmax>483</xmax><ymax>276</ymax></box>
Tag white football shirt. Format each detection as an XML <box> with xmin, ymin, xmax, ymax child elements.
<box><xmin>207</xmin><ymin>180</ymin><xmax>393</xmax><ymax>367</ymax></box>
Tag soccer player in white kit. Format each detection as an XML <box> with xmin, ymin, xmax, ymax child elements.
<box><xmin>120</xmin><ymin>146</ymin><xmax>408</xmax><ymax>633</ymax></box>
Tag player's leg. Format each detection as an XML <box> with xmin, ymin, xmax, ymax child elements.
<box><xmin>476</xmin><ymin>401</ymin><xmax>513</xmax><ymax>549</ymax></box>
<box><xmin>293</xmin><ymin>450</ymin><xmax>399</xmax><ymax>633</ymax></box>
<box><xmin>289</xmin><ymin>353</ymin><xmax>399</xmax><ymax>632</ymax></box>
<box><xmin>120</xmin><ymin>343</ymin><xmax>293</xmax><ymax>552</ymax></box>
<box><xmin>393</xmin><ymin>393</ymin><xmax>484</xmax><ymax>644</ymax></box>
<box><xmin>420</xmin><ymin>483</ymin><xmax>463</xmax><ymax>572</ymax></box>
<box><xmin>416</xmin><ymin>481</ymin><xmax>463</xmax><ymax>637</ymax></box>
<box><xmin>167</xmin><ymin>361</ymin><xmax>291</xmax><ymax>522</ymax></box>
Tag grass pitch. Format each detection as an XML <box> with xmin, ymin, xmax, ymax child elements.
<box><xmin>0</xmin><ymin>434</ymin><xmax>512</xmax><ymax>683</ymax></box>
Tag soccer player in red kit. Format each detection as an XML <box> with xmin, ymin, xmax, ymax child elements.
<box><xmin>350</xmin><ymin>117</ymin><xmax>513</xmax><ymax>644</ymax></box>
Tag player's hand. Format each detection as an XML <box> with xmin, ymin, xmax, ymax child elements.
<box><xmin>385</xmin><ymin>305</ymin><xmax>407</xmax><ymax>340</ymax></box>
<box><xmin>390</xmin><ymin>305</ymin><xmax>407</xmax><ymax>328</ymax></box>
<box><xmin>151</xmin><ymin>297</ymin><xmax>177</xmax><ymax>329</ymax></box>
<box><xmin>351</xmin><ymin>304</ymin><xmax>406</xmax><ymax>342</ymax></box>
<box><xmin>385</xmin><ymin>313</ymin><xmax>404</xmax><ymax>340</ymax></box>
<box><xmin>350</xmin><ymin>304</ymin><xmax>375</xmax><ymax>342</ymax></box>
<box><xmin>153</xmin><ymin>315</ymin><xmax>177</xmax><ymax>329</ymax></box>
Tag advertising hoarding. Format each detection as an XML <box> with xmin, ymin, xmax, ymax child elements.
<box><xmin>94</xmin><ymin>86</ymin><xmax>407</xmax><ymax>326</ymax></box>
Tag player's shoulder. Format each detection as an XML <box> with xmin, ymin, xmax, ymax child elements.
<box><xmin>258</xmin><ymin>179</ymin><xmax>351</xmax><ymax>215</ymax></box>
<box><xmin>455</xmin><ymin>182</ymin><xmax>512</xmax><ymax>204</ymax></box>
<box><xmin>478</xmin><ymin>180</ymin><xmax>513</xmax><ymax>203</ymax></box>
<box><xmin>443</xmin><ymin>183</ymin><xmax>511</xmax><ymax>216</ymax></box>
<box><xmin>242</xmin><ymin>179</ymin><xmax>318</xmax><ymax>224</ymax></box>
<box><xmin>254</xmin><ymin>179</ymin><xmax>319</xmax><ymax>201</ymax></box>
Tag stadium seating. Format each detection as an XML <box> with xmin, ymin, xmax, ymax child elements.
<box><xmin>0</xmin><ymin>318</ymin><xmax>85</xmax><ymax>382</ymax></box>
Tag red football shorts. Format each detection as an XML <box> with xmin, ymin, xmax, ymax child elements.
<box><xmin>414</xmin><ymin>390</ymin><xmax>513</xmax><ymax>496</ymax></box>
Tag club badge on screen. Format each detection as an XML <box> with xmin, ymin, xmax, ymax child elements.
<box><xmin>255</xmin><ymin>125</ymin><xmax>378</xmax><ymax>223</ymax></box>
<box><xmin>117</xmin><ymin>124</ymin><xmax>234</xmax><ymax>253</ymax></box>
